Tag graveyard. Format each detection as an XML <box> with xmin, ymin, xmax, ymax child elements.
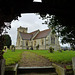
<box><xmin>2</xmin><ymin>49</ymin><xmax>75</xmax><ymax>75</ymax></box>
<box><xmin>3</xmin><ymin>49</ymin><xmax>75</xmax><ymax>67</ymax></box>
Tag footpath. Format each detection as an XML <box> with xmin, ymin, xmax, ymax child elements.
<box><xmin>18</xmin><ymin>51</ymin><xmax>52</xmax><ymax>67</ymax></box>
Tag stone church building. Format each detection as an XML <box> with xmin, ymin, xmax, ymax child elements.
<box><xmin>16</xmin><ymin>26</ymin><xmax>60</xmax><ymax>50</ymax></box>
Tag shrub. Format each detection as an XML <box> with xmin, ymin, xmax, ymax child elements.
<box><xmin>49</xmin><ymin>47</ymin><xmax>54</xmax><ymax>53</ymax></box>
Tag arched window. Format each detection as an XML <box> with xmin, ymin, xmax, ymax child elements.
<box><xmin>34</xmin><ymin>41</ymin><xmax>36</xmax><ymax>46</ymax></box>
<box><xmin>41</xmin><ymin>39</ymin><xmax>44</xmax><ymax>45</ymax></box>
<box><xmin>18</xmin><ymin>37</ymin><xmax>20</xmax><ymax>46</ymax></box>
<box><xmin>26</xmin><ymin>41</ymin><xmax>28</xmax><ymax>46</ymax></box>
<box><xmin>51</xmin><ymin>36</ymin><xmax>55</xmax><ymax>44</ymax></box>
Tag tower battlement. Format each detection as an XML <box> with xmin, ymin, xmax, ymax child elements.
<box><xmin>17</xmin><ymin>26</ymin><xmax>28</xmax><ymax>33</ymax></box>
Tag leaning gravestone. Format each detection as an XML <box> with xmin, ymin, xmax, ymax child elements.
<box><xmin>72</xmin><ymin>57</ymin><xmax>75</xmax><ymax>75</ymax></box>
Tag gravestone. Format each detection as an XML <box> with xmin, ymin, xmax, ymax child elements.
<box><xmin>3</xmin><ymin>46</ymin><xmax>7</xmax><ymax>52</ymax></box>
<box><xmin>10</xmin><ymin>45</ymin><xmax>12</xmax><ymax>50</ymax></box>
<box><xmin>72</xmin><ymin>57</ymin><xmax>75</xmax><ymax>75</ymax></box>
<box><xmin>10</xmin><ymin>45</ymin><xmax>15</xmax><ymax>52</ymax></box>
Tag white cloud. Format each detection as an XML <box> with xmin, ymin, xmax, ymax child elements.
<box><xmin>7</xmin><ymin>13</ymin><xmax>48</xmax><ymax>45</ymax></box>
<box><xmin>6</xmin><ymin>13</ymin><xmax>70</xmax><ymax>47</ymax></box>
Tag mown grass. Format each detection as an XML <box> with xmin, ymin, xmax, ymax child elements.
<box><xmin>3</xmin><ymin>49</ymin><xmax>75</xmax><ymax>65</ymax></box>
<box><xmin>3</xmin><ymin>49</ymin><xmax>25</xmax><ymax>66</ymax></box>
<box><xmin>29</xmin><ymin>50</ymin><xmax>75</xmax><ymax>64</ymax></box>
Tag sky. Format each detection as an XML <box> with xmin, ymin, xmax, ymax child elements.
<box><xmin>6</xmin><ymin>13</ymin><xmax>70</xmax><ymax>47</ymax></box>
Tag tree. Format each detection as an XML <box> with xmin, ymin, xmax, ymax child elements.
<box><xmin>2</xmin><ymin>34</ymin><xmax>12</xmax><ymax>48</ymax></box>
<box><xmin>39</xmin><ymin>14</ymin><xmax>75</xmax><ymax>49</ymax></box>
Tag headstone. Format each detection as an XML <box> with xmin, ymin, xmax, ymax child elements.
<box><xmin>3</xmin><ymin>46</ymin><xmax>7</xmax><ymax>52</ymax></box>
<box><xmin>11</xmin><ymin>45</ymin><xmax>15</xmax><ymax>52</ymax></box>
<box><xmin>72</xmin><ymin>57</ymin><xmax>75</xmax><ymax>75</ymax></box>
<box><xmin>10</xmin><ymin>45</ymin><xmax>12</xmax><ymax>50</ymax></box>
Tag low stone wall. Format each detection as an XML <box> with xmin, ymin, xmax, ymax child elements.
<box><xmin>52</xmin><ymin>63</ymin><xmax>73</xmax><ymax>75</ymax></box>
<box><xmin>5</xmin><ymin>64</ymin><xmax>18</xmax><ymax>75</ymax></box>
<box><xmin>52</xmin><ymin>63</ymin><xmax>66</xmax><ymax>75</ymax></box>
<box><xmin>0</xmin><ymin>59</ymin><xmax>5</xmax><ymax>75</ymax></box>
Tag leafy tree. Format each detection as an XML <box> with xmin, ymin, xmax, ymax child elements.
<box><xmin>39</xmin><ymin>14</ymin><xmax>75</xmax><ymax>49</ymax></box>
<box><xmin>2</xmin><ymin>34</ymin><xmax>12</xmax><ymax>48</ymax></box>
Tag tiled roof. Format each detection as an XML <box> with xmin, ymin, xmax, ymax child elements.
<box><xmin>20</xmin><ymin>32</ymin><xmax>32</xmax><ymax>40</ymax></box>
<box><xmin>20</xmin><ymin>29</ymin><xmax>50</xmax><ymax>40</ymax></box>
<box><xmin>34</xmin><ymin>29</ymin><xmax>50</xmax><ymax>39</ymax></box>
<box><xmin>30</xmin><ymin>30</ymin><xmax>39</xmax><ymax>36</ymax></box>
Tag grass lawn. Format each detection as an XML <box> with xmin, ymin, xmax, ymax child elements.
<box><xmin>29</xmin><ymin>50</ymin><xmax>75</xmax><ymax>64</ymax></box>
<box><xmin>3</xmin><ymin>49</ymin><xmax>25</xmax><ymax>66</ymax></box>
<box><xmin>3</xmin><ymin>49</ymin><xmax>75</xmax><ymax>66</ymax></box>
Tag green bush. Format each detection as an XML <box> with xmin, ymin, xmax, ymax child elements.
<box><xmin>49</xmin><ymin>47</ymin><xmax>54</xmax><ymax>53</ymax></box>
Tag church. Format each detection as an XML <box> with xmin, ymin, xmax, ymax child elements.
<box><xmin>16</xmin><ymin>26</ymin><xmax>61</xmax><ymax>50</ymax></box>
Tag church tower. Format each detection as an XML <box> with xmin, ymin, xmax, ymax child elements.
<box><xmin>17</xmin><ymin>26</ymin><xmax>28</xmax><ymax>33</ymax></box>
<box><xmin>16</xmin><ymin>26</ymin><xmax>28</xmax><ymax>48</ymax></box>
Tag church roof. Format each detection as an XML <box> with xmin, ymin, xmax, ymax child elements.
<box><xmin>20</xmin><ymin>29</ymin><xmax>50</xmax><ymax>40</ymax></box>
<box><xmin>20</xmin><ymin>32</ymin><xmax>32</xmax><ymax>40</ymax></box>
<box><xmin>34</xmin><ymin>29</ymin><xmax>50</xmax><ymax>39</ymax></box>
<box><xmin>30</xmin><ymin>30</ymin><xmax>39</xmax><ymax>36</ymax></box>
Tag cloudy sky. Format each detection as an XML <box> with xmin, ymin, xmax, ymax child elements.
<box><xmin>6</xmin><ymin>13</ymin><xmax>70</xmax><ymax>47</ymax></box>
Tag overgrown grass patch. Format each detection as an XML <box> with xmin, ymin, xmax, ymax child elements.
<box><xmin>3</xmin><ymin>49</ymin><xmax>25</xmax><ymax>66</ymax></box>
<box><xmin>29</xmin><ymin>50</ymin><xmax>75</xmax><ymax>64</ymax></box>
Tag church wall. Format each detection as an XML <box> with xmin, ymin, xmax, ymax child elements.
<box><xmin>33</xmin><ymin>38</ymin><xmax>46</xmax><ymax>50</ymax></box>
<box><xmin>21</xmin><ymin>40</ymin><xmax>33</xmax><ymax>49</ymax></box>
<box><xmin>46</xmin><ymin>32</ymin><xmax>61</xmax><ymax>51</ymax></box>
<box><xmin>16</xmin><ymin>31</ymin><xmax>22</xmax><ymax>49</ymax></box>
